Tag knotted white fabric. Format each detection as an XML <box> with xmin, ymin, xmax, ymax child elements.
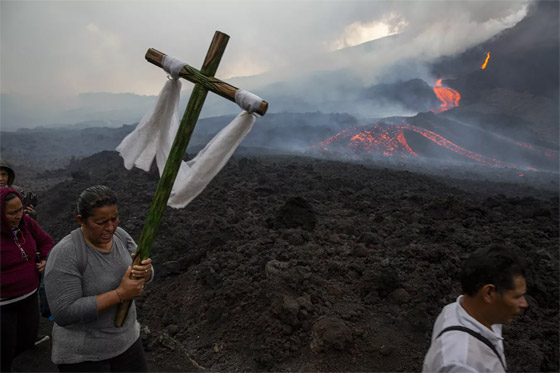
<box><xmin>162</xmin><ymin>54</ymin><xmax>186</xmax><ymax>79</ymax></box>
<box><xmin>117</xmin><ymin>55</ymin><xmax>258</xmax><ymax>208</ymax></box>
<box><xmin>169</xmin><ymin>112</ymin><xmax>254</xmax><ymax>207</ymax></box>
<box><xmin>235</xmin><ymin>89</ymin><xmax>263</xmax><ymax>115</ymax></box>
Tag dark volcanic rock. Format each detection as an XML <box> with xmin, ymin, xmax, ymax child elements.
<box><xmin>275</xmin><ymin>196</ymin><xmax>317</xmax><ymax>231</ymax></box>
<box><xmin>28</xmin><ymin>151</ymin><xmax>559</xmax><ymax>372</ymax></box>
<box><xmin>310</xmin><ymin>317</ymin><xmax>353</xmax><ymax>352</ymax></box>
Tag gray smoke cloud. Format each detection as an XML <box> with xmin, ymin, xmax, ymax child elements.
<box><xmin>0</xmin><ymin>0</ymin><xmax>533</xmax><ymax>129</ymax></box>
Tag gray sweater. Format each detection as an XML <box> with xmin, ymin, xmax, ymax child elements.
<box><xmin>44</xmin><ymin>228</ymin><xmax>140</xmax><ymax>364</ymax></box>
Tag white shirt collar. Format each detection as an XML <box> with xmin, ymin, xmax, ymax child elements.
<box><xmin>456</xmin><ymin>295</ymin><xmax>503</xmax><ymax>343</ymax></box>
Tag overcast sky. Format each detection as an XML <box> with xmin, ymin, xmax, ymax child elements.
<box><xmin>0</xmin><ymin>0</ymin><xmax>532</xmax><ymax>127</ymax></box>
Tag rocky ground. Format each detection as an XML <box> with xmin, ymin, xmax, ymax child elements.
<box><xmin>11</xmin><ymin>150</ymin><xmax>560</xmax><ymax>372</ymax></box>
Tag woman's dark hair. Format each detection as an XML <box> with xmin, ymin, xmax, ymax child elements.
<box><xmin>77</xmin><ymin>185</ymin><xmax>118</xmax><ymax>221</ymax></box>
<box><xmin>4</xmin><ymin>192</ymin><xmax>19</xmax><ymax>205</ymax></box>
<box><xmin>461</xmin><ymin>245</ymin><xmax>525</xmax><ymax>296</ymax></box>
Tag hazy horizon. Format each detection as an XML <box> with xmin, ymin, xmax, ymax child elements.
<box><xmin>1</xmin><ymin>0</ymin><xmax>532</xmax><ymax>130</ymax></box>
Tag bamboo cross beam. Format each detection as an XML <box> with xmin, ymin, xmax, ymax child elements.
<box><xmin>115</xmin><ymin>31</ymin><xmax>234</xmax><ymax>327</ymax></box>
<box><xmin>146</xmin><ymin>48</ymin><xmax>268</xmax><ymax>116</ymax></box>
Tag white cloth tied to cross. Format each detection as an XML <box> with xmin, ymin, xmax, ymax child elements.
<box><xmin>116</xmin><ymin>54</ymin><xmax>263</xmax><ymax>208</ymax></box>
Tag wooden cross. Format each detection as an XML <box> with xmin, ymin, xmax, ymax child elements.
<box><xmin>115</xmin><ymin>31</ymin><xmax>268</xmax><ymax>326</ymax></box>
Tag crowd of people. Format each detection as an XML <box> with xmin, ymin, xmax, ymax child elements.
<box><xmin>0</xmin><ymin>159</ymin><xmax>529</xmax><ymax>372</ymax></box>
<box><xmin>1</xmin><ymin>162</ymin><xmax>154</xmax><ymax>372</ymax></box>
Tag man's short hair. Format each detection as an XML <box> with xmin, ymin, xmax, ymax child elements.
<box><xmin>461</xmin><ymin>245</ymin><xmax>525</xmax><ymax>296</ymax></box>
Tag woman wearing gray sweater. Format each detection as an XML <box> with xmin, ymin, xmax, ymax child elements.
<box><xmin>45</xmin><ymin>185</ymin><xmax>154</xmax><ymax>372</ymax></box>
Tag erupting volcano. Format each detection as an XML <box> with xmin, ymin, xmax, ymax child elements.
<box><xmin>481</xmin><ymin>51</ymin><xmax>491</xmax><ymax>69</ymax></box>
<box><xmin>431</xmin><ymin>79</ymin><xmax>461</xmax><ymax>113</ymax></box>
<box><xmin>311</xmin><ymin>44</ymin><xmax>558</xmax><ymax>172</ymax></box>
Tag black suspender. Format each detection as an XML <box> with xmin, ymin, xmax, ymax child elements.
<box><xmin>437</xmin><ymin>325</ymin><xmax>506</xmax><ymax>371</ymax></box>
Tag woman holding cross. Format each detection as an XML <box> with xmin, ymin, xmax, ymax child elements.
<box><xmin>44</xmin><ymin>185</ymin><xmax>154</xmax><ymax>372</ymax></box>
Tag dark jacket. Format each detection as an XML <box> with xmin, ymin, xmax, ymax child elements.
<box><xmin>0</xmin><ymin>188</ymin><xmax>53</xmax><ymax>299</ymax></box>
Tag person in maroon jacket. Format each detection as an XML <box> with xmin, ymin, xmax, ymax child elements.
<box><xmin>0</xmin><ymin>187</ymin><xmax>54</xmax><ymax>372</ymax></box>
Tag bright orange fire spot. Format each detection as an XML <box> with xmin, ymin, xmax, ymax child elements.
<box><xmin>481</xmin><ymin>51</ymin><xmax>490</xmax><ymax>69</ymax></box>
<box><xmin>348</xmin><ymin>127</ymin><xmax>418</xmax><ymax>156</ymax></box>
<box><xmin>432</xmin><ymin>79</ymin><xmax>461</xmax><ymax>113</ymax></box>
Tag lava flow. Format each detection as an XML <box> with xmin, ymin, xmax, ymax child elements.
<box><xmin>312</xmin><ymin>124</ymin><xmax>416</xmax><ymax>158</ymax></box>
<box><xmin>312</xmin><ymin>121</ymin><xmax>543</xmax><ymax>170</ymax></box>
<box><xmin>402</xmin><ymin>122</ymin><xmax>513</xmax><ymax>167</ymax></box>
<box><xmin>481</xmin><ymin>51</ymin><xmax>491</xmax><ymax>69</ymax></box>
<box><xmin>515</xmin><ymin>140</ymin><xmax>558</xmax><ymax>159</ymax></box>
<box><xmin>348</xmin><ymin>125</ymin><xmax>417</xmax><ymax>156</ymax></box>
<box><xmin>431</xmin><ymin>79</ymin><xmax>461</xmax><ymax>113</ymax></box>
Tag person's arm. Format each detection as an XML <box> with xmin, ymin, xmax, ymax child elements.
<box><xmin>44</xmin><ymin>244</ymin><xmax>99</xmax><ymax>326</ymax></box>
<box><xmin>131</xmin><ymin>254</ymin><xmax>154</xmax><ymax>283</ymax></box>
<box><xmin>26</xmin><ymin>216</ymin><xmax>54</xmax><ymax>260</ymax></box>
<box><xmin>26</xmin><ymin>216</ymin><xmax>54</xmax><ymax>273</ymax></box>
<box><xmin>96</xmin><ymin>266</ymin><xmax>145</xmax><ymax>313</ymax></box>
<box><xmin>36</xmin><ymin>260</ymin><xmax>47</xmax><ymax>273</ymax></box>
<box><xmin>25</xmin><ymin>205</ymin><xmax>37</xmax><ymax>219</ymax></box>
<box><xmin>44</xmin><ymin>240</ymin><xmax>145</xmax><ymax>326</ymax></box>
<box><xmin>120</xmin><ymin>228</ymin><xmax>154</xmax><ymax>283</ymax></box>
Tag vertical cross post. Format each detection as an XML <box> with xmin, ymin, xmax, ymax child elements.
<box><xmin>115</xmin><ymin>31</ymin><xmax>230</xmax><ymax>326</ymax></box>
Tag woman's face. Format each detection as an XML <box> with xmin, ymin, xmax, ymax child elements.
<box><xmin>78</xmin><ymin>205</ymin><xmax>119</xmax><ymax>247</ymax></box>
<box><xmin>0</xmin><ymin>169</ymin><xmax>10</xmax><ymax>187</ymax></box>
<box><xmin>4</xmin><ymin>197</ymin><xmax>24</xmax><ymax>228</ymax></box>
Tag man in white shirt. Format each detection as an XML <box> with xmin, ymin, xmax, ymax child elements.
<box><xmin>423</xmin><ymin>246</ymin><xmax>528</xmax><ymax>372</ymax></box>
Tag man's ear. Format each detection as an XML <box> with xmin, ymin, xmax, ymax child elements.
<box><xmin>480</xmin><ymin>284</ymin><xmax>496</xmax><ymax>303</ymax></box>
<box><xmin>76</xmin><ymin>215</ymin><xmax>84</xmax><ymax>225</ymax></box>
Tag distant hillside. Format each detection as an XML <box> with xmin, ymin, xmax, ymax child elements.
<box><xmin>0</xmin><ymin>112</ymin><xmax>359</xmax><ymax>169</ymax></box>
<box><xmin>2</xmin><ymin>0</ymin><xmax>557</xmax><ymax>179</ymax></box>
<box><xmin>1</xmin><ymin>125</ymin><xmax>135</xmax><ymax>164</ymax></box>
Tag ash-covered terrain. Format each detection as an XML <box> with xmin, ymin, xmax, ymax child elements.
<box><xmin>11</xmin><ymin>150</ymin><xmax>558</xmax><ymax>372</ymax></box>
<box><xmin>4</xmin><ymin>1</ymin><xmax>559</xmax><ymax>372</ymax></box>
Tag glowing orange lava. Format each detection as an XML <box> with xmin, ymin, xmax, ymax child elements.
<box><xmin>432</xmin><ymin>79</ymin><xmax>461</xmax><ymax>113</ymax></box>
<box><xmin>481</xmin><ymin>51</ymin><xmax>490</xmax><ymax>69</ymax></box>
<box><xmin>348</xmin><ymin>126</ymin><xmax>418</xmax><ymax>156</ymax></box>
<box><xmin>403</xmin><ymin>122</ymin><xmax>511</xmax><ymax>167</ymax></box>
<box><xmin>310</xmin><ymin>47</ymin><xmax>558</xmax><ymax>172</ymax></box>
<box><xmin>311</xmin><ymin>121</ymin><xmax>548</xmax><ymax>171</ymax></box>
